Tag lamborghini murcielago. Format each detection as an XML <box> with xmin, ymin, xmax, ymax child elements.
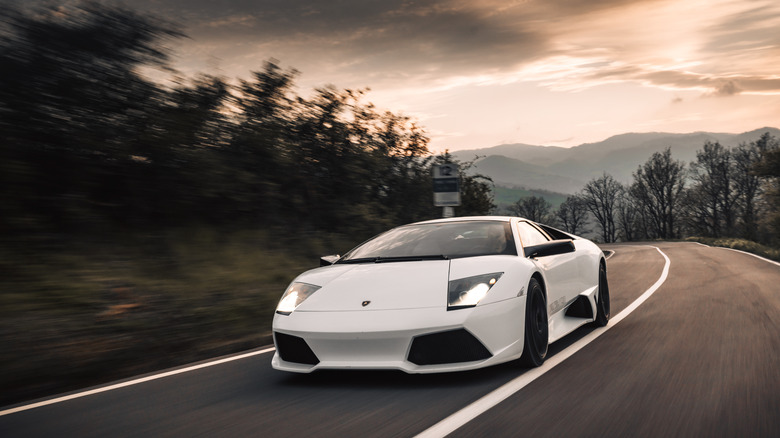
<box><xmin>271</xmin><ymin>216</ymin><xmax>609</xmax><ymax>373</ymax></box>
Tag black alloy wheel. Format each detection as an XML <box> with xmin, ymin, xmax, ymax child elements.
<box><xmin>519</xmin><ymin>277</ymin><xmax>548</xmax><ymax>367</ymax></box>
<box><xmin>593</xmin><ymin>262</ymin><xmax>610</xmax><ymax>327</ymax></box>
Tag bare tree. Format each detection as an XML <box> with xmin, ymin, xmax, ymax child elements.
<box><xmin>630</xmin><ymin>148</ymin><xmax>686</xmax><ymax>239</ymax></box>
<box><xmin>556</xmin><ymin>195</ymin><xmax>589</xmax><ymax>236</ymax></box>
<box><xmin>733</xmin><ymin>133</ymin><xmax>777</xmax><ymax>240</ymax></box>
<box><xmin>753</xmin><ymin>134</ymin><xmax>780</xmax><ymax>242</ymax></box>
<box><xmin>616</xmin><ymin>186</ymin><xmax>641</xmax><ymax>241</ymax></box>
<box><xmin>580</xmin><ymin>173</ymin><xmax>621</xmax><ymax>242</ymax></box>
<box><xmin>510</xmin><ymin>195</ymin><xmax>553</xmax><ymax>223</ymax></box>
<box><xmin>688</xmin><ymin>141</ymin><xmax>735</xmax><ymax>237</ymax></box>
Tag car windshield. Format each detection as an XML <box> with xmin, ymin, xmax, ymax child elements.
<box><xmin>339</xmin><ymin>221</ymin><xmax>517</xmax><ymax>262</ymax></box>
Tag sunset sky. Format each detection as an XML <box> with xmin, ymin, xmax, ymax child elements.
<box><xmin>76</xmin><ymin>1</ymin><xmax>780</xmax><ymax>151</ymax></box>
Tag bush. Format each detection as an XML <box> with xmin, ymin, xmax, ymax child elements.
<box><xmin>684</xmin><ymin>237</ymin><xmax>780</xmax><ymax>261</ymax></box>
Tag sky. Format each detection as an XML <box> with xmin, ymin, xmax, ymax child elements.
<box><xmin>43</xmin><ymin>0</ymin><xmax>780</xmax><ymax>151</ymax></box>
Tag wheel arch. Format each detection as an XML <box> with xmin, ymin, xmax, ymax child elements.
<box><xmin>530</xmin><ymin>271</ymin><xmax>547</xmax><ymax>302</ymax></box>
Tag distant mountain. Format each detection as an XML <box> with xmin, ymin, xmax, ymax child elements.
<box><xmin>492</xmin><ymin>186</ymin><xmax>568</xmax><ymax>210</ymax></box>
<box><xmin>473</xmin><ymin>155</ymin><xmax>587</xmax><ymax>194</ymax></box>
<box><xmin>456</xmin><ymin>127</ymin><xmax>780</xmax><ymax>195</ymax></box>
<box><xmin>456</xmin><ymin>143</ymin><xmax>570</xmax><ymax>166</ymax></box>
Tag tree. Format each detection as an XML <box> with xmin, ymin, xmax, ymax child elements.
<box><xmin>733</xmin><ymin>133</ymin><xmax>777</xmax><ymax>240</ymax></box>
<box><xmin>616</xmin><ymin>187</ymin><xmax>641</xmax><ymax>241</ymax></box>
<box><xmin>457</xmin><ymin>168</ymin><xmax>497</xmax><ymax>217</ymax></box>
<box><xmin>0</xmin><ymin>2</ymin><xmax>183</xmax><ymax>231</ymax></box>
<box><xmin>754</xmin><ymin>135</ymin><xmax>780</xmax><ymax>242</ymax></box>
<box><xmin>581</xmin><ymin>174</ymin><xmax>622</xmax><ymax>243</ymax></box>
<box><xmin>630</xmin><ymin>148</ymin><xmax>686</xmax><ymax>239</ymax></box>
<box><xmin>687</xmin><ymin>141</ymin><xmax>735</xmax><ymax>237</ymax></box>
<box><xmin>510</xmin><ymin>195</ymin><xmax>553</xmax><ymax>223</ymax></box>
<box><xmin>556</xmin><ymin>195</ymin><xmax>589</xmax><ymax>235</ymax></box>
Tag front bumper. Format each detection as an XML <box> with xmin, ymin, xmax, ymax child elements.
<box><xmin>271</xmin><ymin>297</ymin><xmax>526</xmax><ymax>373</ymax></box>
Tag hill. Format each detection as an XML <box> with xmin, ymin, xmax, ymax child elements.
<box><xmin>457</xmin><ymin>127</ymin><xmax>780</xmax><ymax>195</ymax></box>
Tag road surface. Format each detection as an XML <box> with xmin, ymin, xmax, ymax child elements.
<box><xmin>2</xmin><ymin>242</ymin><xmax>779</xmax><ymax>437</ymax></box>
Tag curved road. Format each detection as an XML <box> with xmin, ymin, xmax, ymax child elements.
<box><xmin>1</xmin><ymin>242</ymin><xmax>779</xmax><ymax>437</ymax></box>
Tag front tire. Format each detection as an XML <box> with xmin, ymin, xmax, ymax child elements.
<box><xmin>519</xmin><ymin>278</ymin><xmax>548</xmax><ymax>367</ymax></box>
<box><xmin>593</xmin><ymin>262</ymin><xmax>610</xmax><ymax>327</ymax></box>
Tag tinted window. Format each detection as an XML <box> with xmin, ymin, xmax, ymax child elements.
<box><xmin>536</xmin><ymin>223</ymin><xmax>574</xmax><ymax>240</ymax></box>
<box><xmin>340</xmin><ymin>221</ymin><xmax>517</xmax><ymax>261</ymax></box>
<box><xmin>516</xmin><ymin>221</ymin><xmax>549</xmax><ymax>247</ymax></box>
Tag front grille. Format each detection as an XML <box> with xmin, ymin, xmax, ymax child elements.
<box><xmin>407</xmin><ymin>329</ymin><xmax>492</xmax><ymax>365</ymax></box>
<box><xmin>274</xmin><ymin>332</ymin><xmax>320</xmax><ymax>365</ymax></box>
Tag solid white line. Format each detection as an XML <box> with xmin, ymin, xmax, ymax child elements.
<box><xmin>0</xmin><ymin>347</ymin><xmax>276</xmax><ymax>417</ymax></box>
<box><xmin>415</xmin><ymin>246</ymin><xmax>671</xmax><ymax>438</ymax></box>
<box><xmin>716</xmin><ymin>247</ymin><xmax>780</xmax><ymax>268</ymax></box>
<box><xmin>689</xmin><ymin>241</ymin><xmax>780</xmax><ymax>267</ymax></box>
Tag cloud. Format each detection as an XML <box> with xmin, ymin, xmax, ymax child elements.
<box><xmin>203</xmin><ymin>14</ymin><xmax>257</xmax><ymax>28</ymax></box>
<box><xmin>712</xmin><ymin>80</ymin><xmax>742</xmax><ymax>97</ymax></box>
<box><xmin>562</xmin><ymin>63</ymin><xmax>780</xmax><ymax>97</ymax></box>
<box><xmin>128</xmin><ymin>0</ymin><xmax>674</xmax><ymax>86</ymax></box>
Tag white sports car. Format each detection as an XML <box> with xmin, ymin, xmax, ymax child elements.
<box><xmin>271</xmin><ymin>216</ymin><xmax>609</xmax><ymax>373</ymax></box>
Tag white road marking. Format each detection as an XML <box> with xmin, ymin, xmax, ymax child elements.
<box><xmin>415</xmin><ymin>246</ymin><xmax>671</xmax><ymax>438</ymax></box>
<box><xmin>717</xmin><ymin>247</ymin><xmax>780</xmax><ymax>267</ymax></box>
<box><xmin>0</xmin><ymin>347</ymin><xmax>276</xmax><ymax>417</ymax></box>
<box><xmin>690</xmin><ymin>241</ymin><xmax>780</xmax><ymax>267</ymax></box>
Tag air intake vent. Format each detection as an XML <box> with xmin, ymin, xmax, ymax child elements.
<box><xmin>564</xmin><ymin>295</ymin><xmax>593</xmax><ymax>319</ymax></box>
<box><xmin>274</xmin><ymin>332</ymin><xmax>320</xmax><ymax>365</ymax></box>
<box><xmin>408</xmin><ymin>329</ymin><xmax>492</xmax><ymax>365</ymax></box>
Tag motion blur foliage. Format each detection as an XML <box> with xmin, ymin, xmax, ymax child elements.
<box><xmin>0</xmin><ymin>2</ymin><xmax>497</xmax><ymax>405</ymax></box>
<box><xmin>0</xmin><ymin>3</ymin><xmax>183</xmax><ymax>232</ymax></box>
<box><xmin>0</xmin><ymin>2</ymin><xmax>495</xmax><ymax>239</ymax></box>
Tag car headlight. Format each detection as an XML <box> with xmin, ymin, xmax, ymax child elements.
<box><xmin>448</xmin><ymin>272</ymin><xmax>503</xmax><ymax>310</ymax></box>
<box><xmin>276</xmin><ymin>282</ymin><xmax>321</xmax><ymax>315</ymax></box>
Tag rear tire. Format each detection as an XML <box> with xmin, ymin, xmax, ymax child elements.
<box><xmin>519</xmin><ymin>278</ymin><xmax>548</xmax><ymax>367</ymax></box>
<box><xmin>593</xmin><ymin>262</ymin><xmax>610</xmax><ymax>327</ymax></box>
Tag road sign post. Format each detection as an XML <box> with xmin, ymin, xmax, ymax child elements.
<box><xmin>433</xmin><ymin>164</ymin><xmax>460</xmax><ymax>217</ymax></box>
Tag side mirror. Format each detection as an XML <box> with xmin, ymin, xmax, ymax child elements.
<box><xmin>524</xmin><ymin>240</ymin><xmax>575</xmax><ymax>259</ymax></box>
<box><xmin>320</xmin><ymin>254</ymin><xmax>340</xmax><ymax>266</ymax></box>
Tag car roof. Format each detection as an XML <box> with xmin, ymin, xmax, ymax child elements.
<box><xmin>413</xmin><ymin>216</ymin><xmax>525</xmax><ymax>225</ymax></box>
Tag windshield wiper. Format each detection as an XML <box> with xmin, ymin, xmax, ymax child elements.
<box><xmin>339</xmin><ymin>255</ymin><xmax>449</xmax><ymax>264</ymax></box>
<box><xmin>337</xmin><ymin>257</ymin><xmax>380</xmax><ymax>264</ymax></box>
<box><xmin>375</xmin><ymin>255</ymin><xmax>449</xmax><ymax>263</ymax></box>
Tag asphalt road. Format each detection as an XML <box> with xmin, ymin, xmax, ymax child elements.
<box><xmin>2</xmin><ymin>242</ymin><xmax>779</xmax><ymax>437</ymax></box>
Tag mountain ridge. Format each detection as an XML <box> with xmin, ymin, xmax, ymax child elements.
<box><xmin>454</xmin><ymin>127</ymin><xmax>780</xmax><ymax>195</ymax></box>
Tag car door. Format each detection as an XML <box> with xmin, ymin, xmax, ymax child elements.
<box><xmin>516</xmin><ymin>221</ymin><xmax>579</xmax><ymax>318</ymax></box>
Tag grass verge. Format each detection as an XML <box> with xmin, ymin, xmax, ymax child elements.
<box><xmin>0</xmin><ymin>228</ymin><xmax>356</xmax><ymax>407</ymax></box>
<box><xmin>684</xmin><ymin>236</ymin><xmax>780</xmax><ymax>262</ymax></box>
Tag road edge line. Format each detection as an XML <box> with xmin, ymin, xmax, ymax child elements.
<box><xmin>415</xmin><ymin>246</ymin><xmax>671</xmax><ymax>438</ymax></box>
<box><xmin>716</xmin><ymin>247</ymin><xmax>780</xmax><ymax>267</ymax></box>
<box><xmin>0</xmin><ymin>347</ymin><xmax>276</xmax><ymax>417</ymax></box>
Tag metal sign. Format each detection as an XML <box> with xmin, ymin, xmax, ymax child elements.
<box><xmin>433</xmin><ymin>164</ymin><xmax>461</xmax><ymax>207</ymax></box>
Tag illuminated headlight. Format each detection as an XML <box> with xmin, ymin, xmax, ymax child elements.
<box><xmin>448</xmin><ymin>272</ymin><xmax>503</xmax><ymax>310</ymax></box>
<box><xmin>276</xmin><ymin>282</ymin><xmax>321</xmax><ymax>315</ymax></box>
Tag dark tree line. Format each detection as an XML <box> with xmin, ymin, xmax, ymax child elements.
<box><xmin>537</xmin><ymin>136</ymin><xmax>779</xmax><ymax>244</ymax></box>
<box><xmin>0</xmin><ymin>3</ymin><xmax>495</xmax><ymax>240</ymax></box>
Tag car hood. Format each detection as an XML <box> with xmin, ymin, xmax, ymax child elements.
<box><xmin>294</xmin><ymin>260</ymin><xmax>450</xmax><ymax>312</ymax></box>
